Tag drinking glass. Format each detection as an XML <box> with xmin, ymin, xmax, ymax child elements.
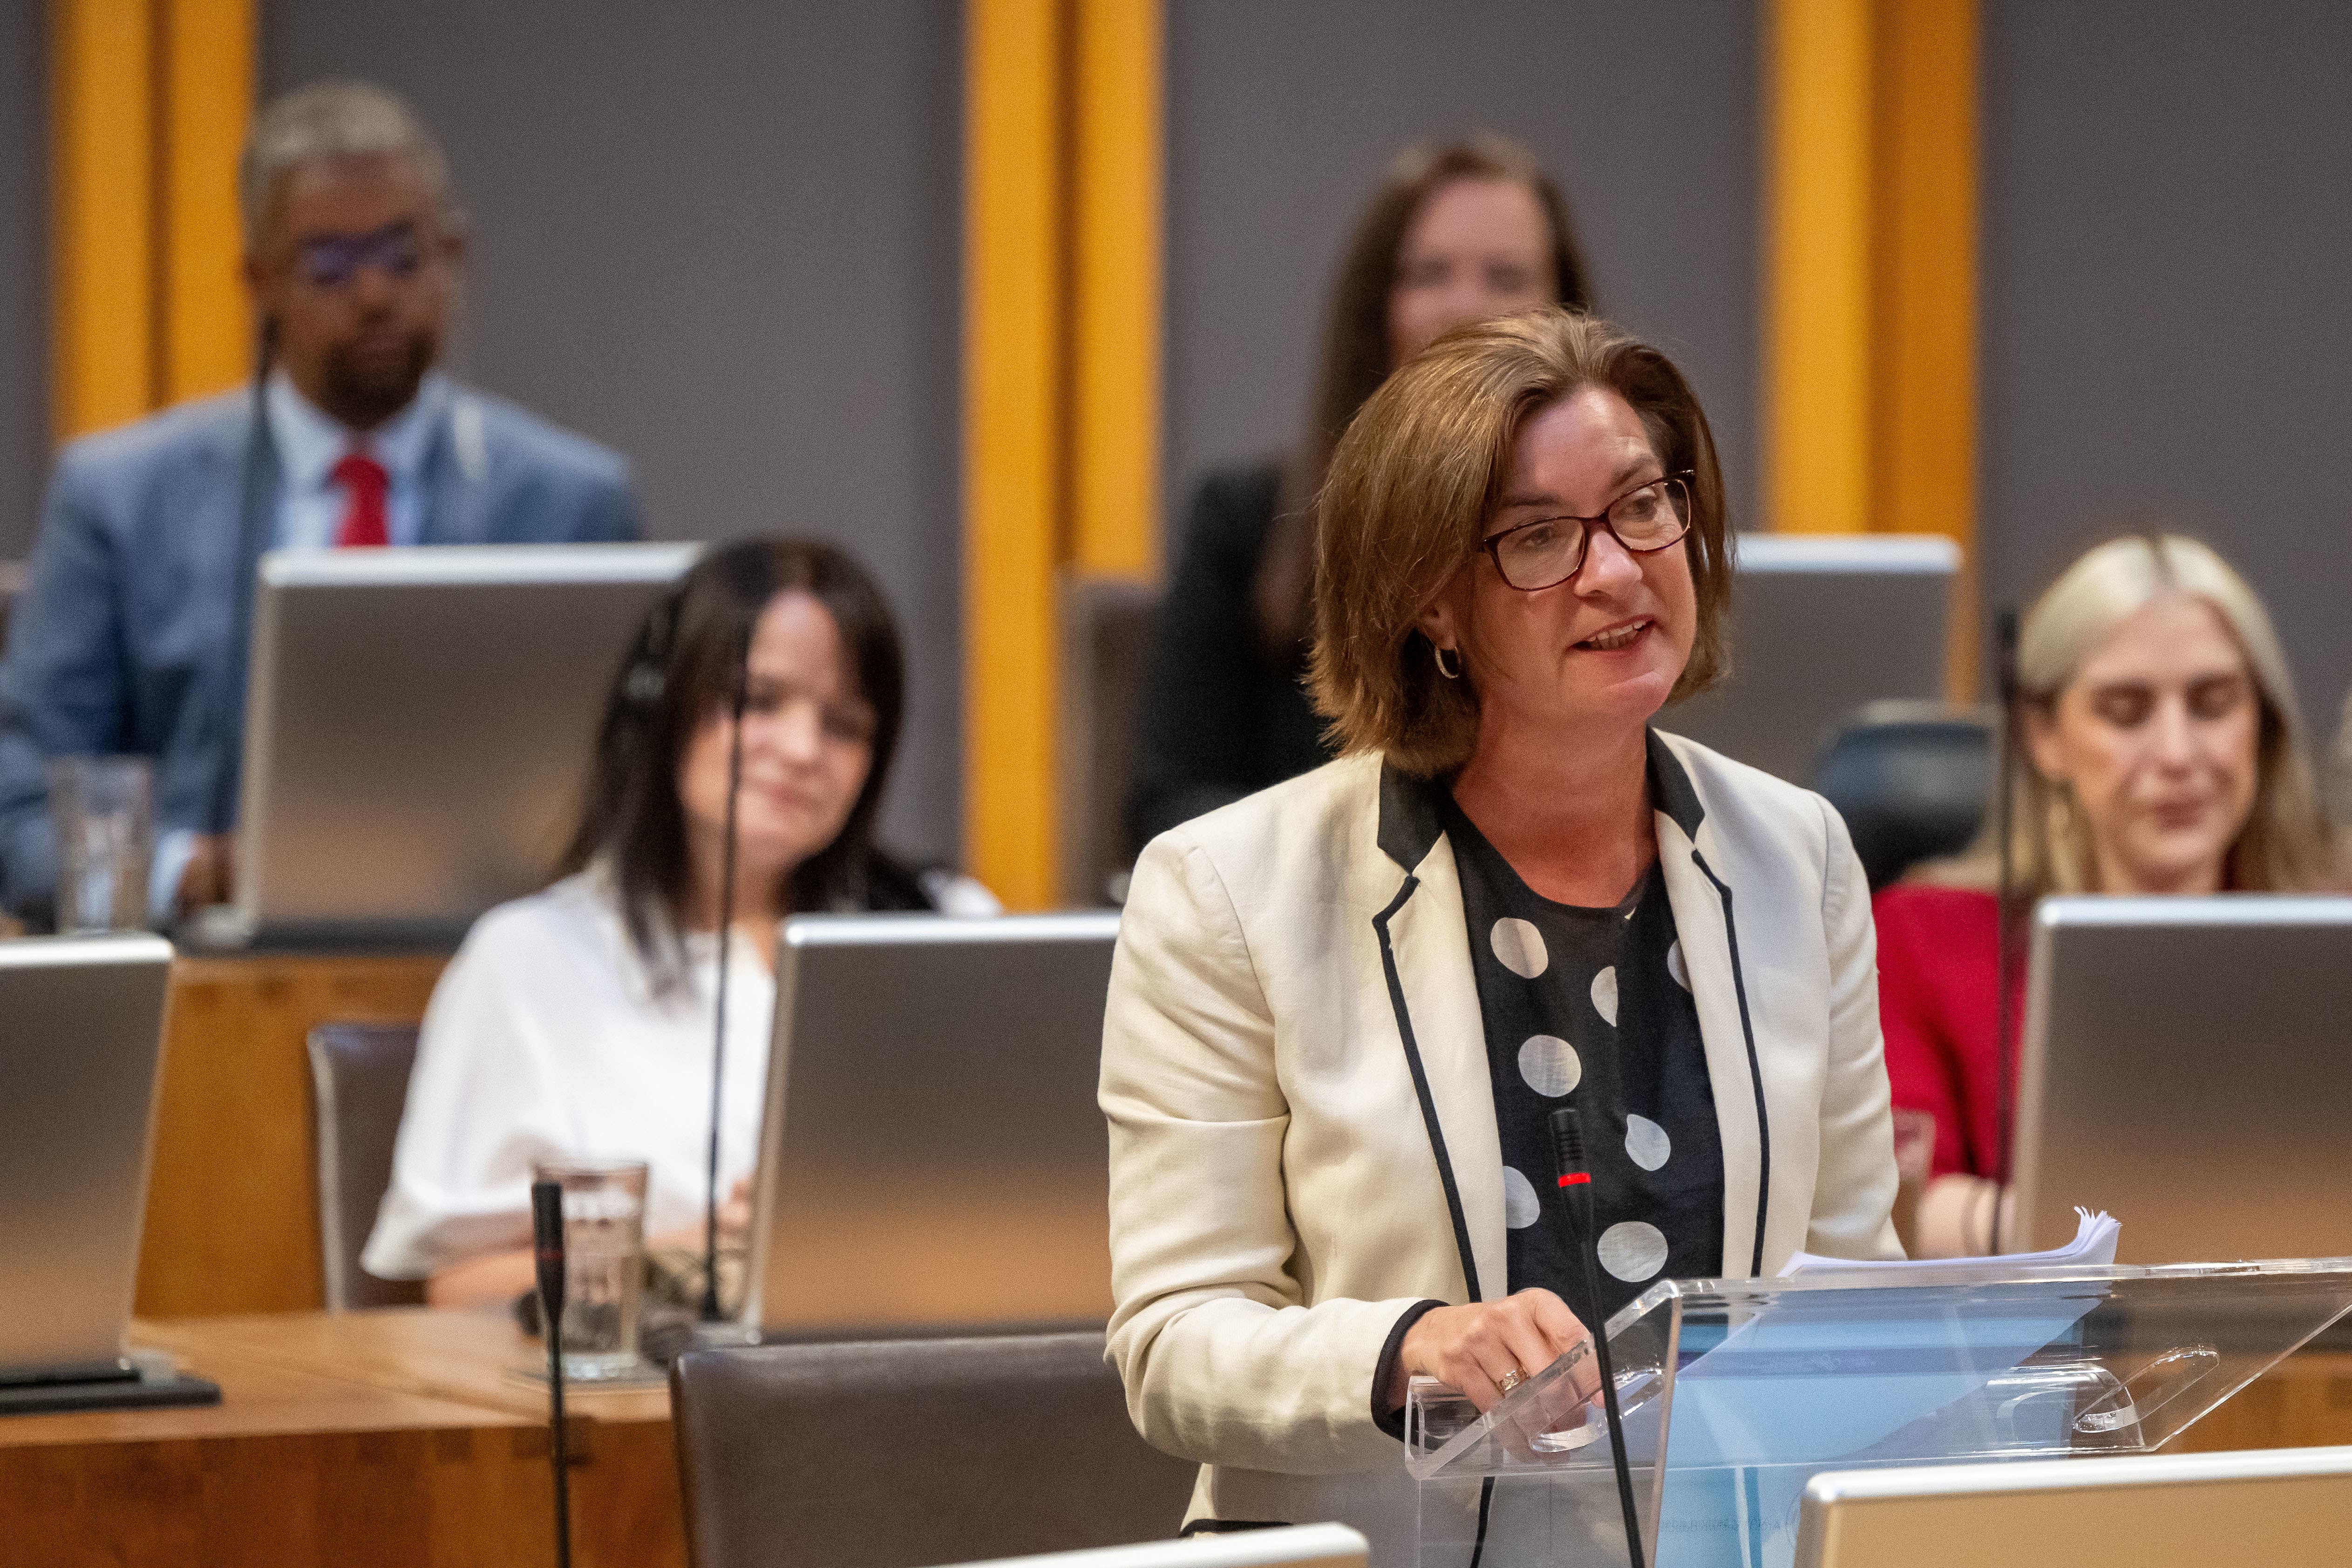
<box><xmin>48</xmin><ymin>756</ymin><xmax>154</xmax><ymax>932</ymax></box>
<box><xmin>532</xmin><ymin>1157</ymin><xmax>649</xmax><ymax>1380</ymax></box>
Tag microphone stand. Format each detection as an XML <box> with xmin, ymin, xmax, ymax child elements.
<box><xmin>531</xmin><ymin>1179</ymin><xmax>574</xmax><ymax>1568</ymax></box>
<box><xmin>634</xmin><ymin>627</ymin><xmax>761</xmax><ymax>1367</ymax></box>
<box><xmin>201</xmin><ymin>322</ymin><xmax>279</xmax><ymax>886</ymax></box>
<box><xmin>1548</xmin><ymin>1106</ymin><xmax>1647</xmax><ymax>1568</ymax></box>
<box><xmin>700</xmin><ymin>631</ymin><xmax>749</xmax><ymax>1324</ymax></box>
<box><xmin>1990</xmin><ymin>608</ymin><xmax>2021</xmax><ymax>1256</ymax></box>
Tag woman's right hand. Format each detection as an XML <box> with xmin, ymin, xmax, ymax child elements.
<box><xmin>1916</xmin><ymin>1174</ymin><xmax>2016</xmax><ymax>1258</ymax></box>
<box><xmin>1387</xmin><ymin>1288</ymin><xmax>1595</xmax><ymax>1414</ymax></box>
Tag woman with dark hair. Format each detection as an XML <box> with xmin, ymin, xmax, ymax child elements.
<box><xmin>365</xmin><ymin>539</ymin><xmax>994</xmax><ymax>1305</ymax></box>
<box><xmin>1128</xmin><ymin>135</ymin><xmax>1593</xmax><ymax>848</ymax></box>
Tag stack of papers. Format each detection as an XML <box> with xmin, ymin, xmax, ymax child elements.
<box><xmin>1777</xmin><ymin>1208</ymin><xmax>2120</xmax><ymax>1276</ymax></box>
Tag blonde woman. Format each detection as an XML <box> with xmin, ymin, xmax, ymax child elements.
<box><xmin>1876</xmin><ymin>535</ymin><xmax>2337</xmax><ymax>1256</ymax></box>
<box><xmin>1101</xmin><ymin>308</ymin><xmax>1899</xmax><ymax>1559</ymax></box>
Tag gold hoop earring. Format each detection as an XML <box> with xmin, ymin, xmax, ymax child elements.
<box><xmin>1434</xmin><ymin>645</ymin><xmax>1462</xmax><ymax>680</ymax></box>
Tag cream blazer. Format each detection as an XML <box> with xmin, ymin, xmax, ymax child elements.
<box><xmin>1099</xmin><ymin>733</ymin><xmax>1901</xmax><ymax>1562</ymax></box>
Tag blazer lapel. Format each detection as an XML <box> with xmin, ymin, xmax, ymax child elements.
<box><xmin>1371</xmin><ymin>765</ymin><xmax>1505</xmax><ymax>1303</ymax></box>
<box><xmin>1647</xmin><ymin>732</ymin><xmax>1769</xmax><ymax>1278</ymax></box>
<box><xmin>415</xmin><ymin>397</ymin><xmax>479</xmax><ymax>543</ymax></box>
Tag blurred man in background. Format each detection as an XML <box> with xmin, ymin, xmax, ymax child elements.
<box><xmin>0</xmin><ymin>81</ymin><xmax>640</xmax><ymax>924</ymax></box>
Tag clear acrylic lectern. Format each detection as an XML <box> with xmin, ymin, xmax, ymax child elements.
<box><xmin>1404</xmin><ymin>1258</ymin><xmax>2352</xmax><ymax>1568</ymax></box>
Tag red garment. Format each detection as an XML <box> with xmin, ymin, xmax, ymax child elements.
<box><xmin>1873</xmin><ymin>883</ymin><xmax>2024</xmax><ymax>1181</ymax></box>
<box><xmin>333</xmin><ymin>450</ymin><xmax>390</xmax><ymax>547</ymax></box>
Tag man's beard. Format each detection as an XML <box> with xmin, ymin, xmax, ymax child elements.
<box><xmin>316</xmin><ymin>329</ymin><xmax>437</xmax><ymax>430</ymax></box>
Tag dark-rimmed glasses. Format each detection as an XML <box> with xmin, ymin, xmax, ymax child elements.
<box><xmin>1479</xmin><ymin>473</ymin><xmax>1694</xmax><ymax>591</ymax></box>
<box><xmin>294</xmin><ymin>221</ymin><xmax>427</xmax><ymax>288</ymax></box>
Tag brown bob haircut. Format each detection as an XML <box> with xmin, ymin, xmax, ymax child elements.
<box><xmin>1308</xmin><ymin>307</ymin><xmax>1733</xmax><ymax>777</ymax></box>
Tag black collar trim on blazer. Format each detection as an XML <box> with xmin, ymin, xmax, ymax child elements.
<box><xmin>1375</xmin><ymin>728</ymin><xmax>1705</xmax><ymax>872</ymax></box>
<box><xmin>1374</xmin><ymin>758</ymin><xmax>1447</xmax><ymax>872</ymax></box>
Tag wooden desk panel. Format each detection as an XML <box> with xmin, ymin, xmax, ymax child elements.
<box><xmin>135</xmin><ymin>1305</ymin><xmax>673</xmax><ymax>1427</ymax></box>
<box><xmin>2174</xmin><ymin>1350</ymin><xmax>2352</xmax><ymax>1453</ymax></box>
<box><xmin>7</xmin><ymin>1308</ymin><xmax>2342</xmax><ymax>1567</ymax></box>
<box><xmin>0</xmin><ymin>1348</ymin><xmax>549</xmax><ymax>1567</ymax></box>
<box><xmin>137</xmin><ymin>953</ymin><xmax>448</xmax><ymax>1318</ymax></box>
<box><xmin>0</xmin><ymin>1311</ymin><xmax>684</xmax><ymax>1568</ymax></box>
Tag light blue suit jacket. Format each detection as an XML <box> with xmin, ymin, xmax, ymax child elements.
<box><xmin>0</xmin><ymin>383</ymin><xmax>641</xmax><ymax>914</ymax></box>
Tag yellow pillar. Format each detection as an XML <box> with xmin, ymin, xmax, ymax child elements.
<box><xmin>160</xmin><ymin>0</ymin><xmax>256</xmax><ymax>404</ymax></box>
<box><xmin>51</xmin><ymin>0</ymin><xmax>255</xmax><ymax>441</ymax></box>
<box><xmin>1765</xmin><ymin>0</ymin><xmax>1876</xmax><ymax>536</ymax></box>
<box><xmin>965</xmin><ymin>0</ymin><xmax>1166</xmax><ymax>907</ymax></box>
<box><xmin>963</xmin><ymin>0</ymin><xmax>1069</xmax><ymax>909</ymax></box>
<box><xmin>1765</xmin><ymin>0</ymin><xmax>1978</xmax><ymax>691</ymax></box>
<box><xmin>1069</xmin><ymin>0</ymin><xmax>1162</xmax><ymax>581</ymax></box>
<box><xmin>1873</xmin><ymin>0</ymin><xmax>1979</xmax><ymax>697</ymax></box>
<box><xmin>50</xmin><ymin>0</ymin><xmax>157</xmax><ymax>441</ymax></box>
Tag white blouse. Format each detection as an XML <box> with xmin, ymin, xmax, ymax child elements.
<box><xmin>361</xmin><ymin>868</ymin><xmax>997</xmax><ymax>1279</ymax></box>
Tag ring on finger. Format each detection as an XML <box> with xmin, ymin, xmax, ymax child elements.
<box><xmin>1497</xmin><ymin>1367</ymin><xmax>1525</xmax><ymax>1394</ymax></box>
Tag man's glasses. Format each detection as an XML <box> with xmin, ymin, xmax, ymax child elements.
<box><xmin>1478</xmin><ymin>474</ymin><xmax>1695</xmax><ymax>592</ymax></box>
<box><xmin>294</xmin><ymin>221</ymin><xmax>427</xmax><ymax>288</ymax></box>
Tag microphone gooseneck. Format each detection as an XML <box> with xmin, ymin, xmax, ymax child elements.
<box><xmin>1991</xmin><ymin>606</ymin><xmax>2021</xmax><ymax>1255</ymax></box>
<box><xmin>700</xmin><ymin>628</ymin><xmax>751</xmax><ymax>1322</ymax></box>
<box><xmin>208</xmin><ymin>318</ymin><xmax>280</xmax><ymax>840</ymax></box>
<box><xmin>1546</xmin><ymin>1106</ymin><xmax>1647</xmax><ymax>1568</ymax></box>
<box><xmin>531</xmin><ymin>1178</ymin><xmax>574</xmax><ymax>1568</ymax></box>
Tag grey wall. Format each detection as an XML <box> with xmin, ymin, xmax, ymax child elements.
<box><xmin>264</xmin><ymin>0</ymin><xmax>967</xmax><ymax>862</ymax></box>
<box><xmin>1164</xmin><ymin>0</ymin><xmax>1761</xmax><ymax>532</ymax></box>
<box><xmin>0</xmin><ymin>0</ymin><xmax>45</xmax><ymax>561</ymax></box>
<box><xmin>1980</xmin><ymin>3</ymin><xmax>2352</xmax><ymax>732</ymax></box>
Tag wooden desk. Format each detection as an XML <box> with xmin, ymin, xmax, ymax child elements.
<box><xmin>2175</xmin><ymin>1348</ymin><xmax>2352</xmax><ymax>1453</ymax></box>
<box><xmin>138</xmin><ymin>953</ymin><xmax>448</xmax><ymax>1318</ymax></box>
<box><xmin>1</xmin><ymin>1309</ymin><xmax>683</xmax><ymax>1568</ymax></box>
<box><xmin>7</xmin><ymin>1305</ymin><xmax>2345</xmax><ymax>1567</ymax></box>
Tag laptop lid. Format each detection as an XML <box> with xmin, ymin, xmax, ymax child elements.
<box><xmin>226</xmin><ymin>543</ymin><xmax>698</xmax><ymax>947</ymax></box>
<box><xmin>747</xmin><ymin>912</ymin><xmax>1121</xmax><ymax>1334</ymax></box>
<box><xmin>1796</xmin><ymin>1448</ymin><xmax>2352</xmax><ymax>1568</ymax></box>
<box><xmin>1664</xmin><ymin>532</ymin><xmax>1957</xmax><ymax>782</ymax></box>
<box><xmin>0</xmin><ymin>933</ymin><xmax>174</xmax><ymax>1381</ymax></box>
<box><xmin>955</xmin><ymin>1524</ymin><xmax>1370</xmax><ymax>1568</ymax></box>
<box><xmin>2012</xmin><ymin>895</ymin><xmax>2352</xmax><ymax>1262</ymax></box>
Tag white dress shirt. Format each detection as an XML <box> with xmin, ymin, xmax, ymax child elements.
<box><xmin>266</xmin><ymin>368</ymin><xmax>448</xmax><ymax>549</ymax></box>
<box><xmin>362</xmin><ymin>869</ymin><xmax>779</xmax><ymax>1280</ymax></box>
<box><xmin>362</xmin><ymin>864</ymin><xmax>1002</xmax><ymax>1280</ymax></box>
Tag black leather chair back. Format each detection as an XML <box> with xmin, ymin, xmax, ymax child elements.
<box><xmin>670</xmin><ymin>1331</ymin><xmax>1196</xmax><ymax>1568</ymax></box>
<box><xmin>1811</xmin><ymin>703</ymin><xmax>1996</xmax><ymax>890</ymax></box>
<box><xmin>306</xmin><ymin>1022</ymin><xmax>427</xmax><ymax>1310</ymax></box>
<box><xmin>1063</xmin><ymin>576</ymin><xmax>1164</xmax><ymax>905</ymax></box>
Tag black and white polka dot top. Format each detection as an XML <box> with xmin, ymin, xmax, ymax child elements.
<box><xmin>1439</xmin><ymin>787</ymin><xmax>1726</xmax><ymax>1324</ymax></box>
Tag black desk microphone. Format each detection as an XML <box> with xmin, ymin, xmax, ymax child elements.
<box><xmin>700</xmin><ymin>633</ymin><xmax>750</xmax><ymax>1324</ymax></box>
<box><xmin>1548</xmin><ymin>1106</ymin><xmax>1647</xmax><ymax>1568</ymax></box>
<box><xmin>644</xmin><ymin>627</ymin><xmax>761</xmax><ymax>1364</ymax></box>
<box><xmin>531</xmin><ymin>1178</ymin><xmax>575</xmax><ymax>1568</ymax></box>
<box><xmin>1990</xmin><ymin>605</ymin><xmax>2022</xmax><ymax>1256</ymax></box>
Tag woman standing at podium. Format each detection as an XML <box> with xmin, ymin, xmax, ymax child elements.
<box><xmin>1877</xmin><ymin>535</ymin><xmax>2337</xmax><ymax>1255</ymax></box>
<box><xmin>365</xmin><ymin>539</ymin><xmax>994</xmax><ymax>1305</ymax></box>
<box><xmin>1100</xmin><ymin>308</ymin><xmax>1900</xmax><ymax>1554</ymax></box>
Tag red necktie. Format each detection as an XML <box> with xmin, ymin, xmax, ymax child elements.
<box><xmin>332</xmin><ymin>450</ymin><xmax>391</xmax><ymax>548</ymax></box>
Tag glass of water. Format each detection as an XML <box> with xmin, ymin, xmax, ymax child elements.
<box><xmin>532</xmin><ymin>1157</ymin><xmax>649</xmax><ymax>1380</ymax></box>
<box><xmin>48</xmin><ymin>756</ymin><xmax>154</xmax><ymax>932</ymax></box>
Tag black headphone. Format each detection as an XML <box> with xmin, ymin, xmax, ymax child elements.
<box><xmin>622</xmin><ymin>587</ymin><xmax>682</xmax><ymax>713</ymax></box>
